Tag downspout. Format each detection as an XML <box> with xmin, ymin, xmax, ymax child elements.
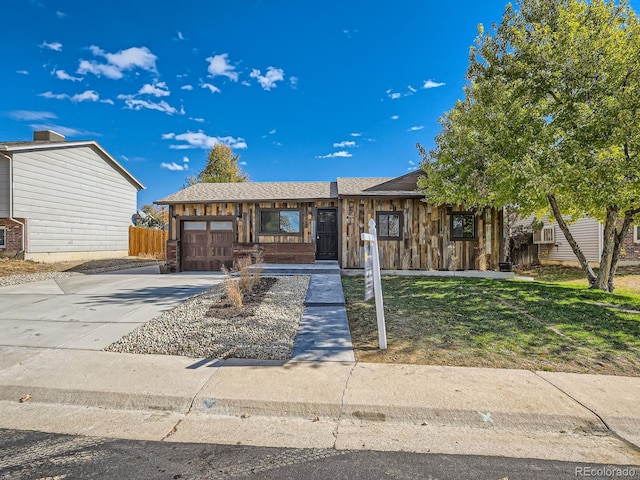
<box><xmin>0</xmin><ymin>152</ymin><xmax>25</xmax><ymax>255</ymax></box>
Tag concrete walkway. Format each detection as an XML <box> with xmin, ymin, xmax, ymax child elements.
<box><xmin>254</xmin><ymin>261</ymin><xmax>355</xmax><ymax>362</ymax></box>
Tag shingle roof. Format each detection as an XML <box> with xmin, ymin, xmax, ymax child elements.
<box><xmin>336</xmin><ymin>177</ymin><xmax>423</xmax><ymax>197</ymax></box>
<box><xmin>156</xmin><ymin>181</ymin><xmax>338</xmax><ymax>204</ymax></box>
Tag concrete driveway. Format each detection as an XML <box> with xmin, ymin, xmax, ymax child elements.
<box><xmin>0</xmin><ymin>267</ymin><xmax>223</xmax><ymax>351</ymax></box>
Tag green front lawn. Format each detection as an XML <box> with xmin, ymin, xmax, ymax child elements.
<box><xmin>342</xmin><ymin>275</ymin><xmax>640</xmax><ymax>375</ymax></box>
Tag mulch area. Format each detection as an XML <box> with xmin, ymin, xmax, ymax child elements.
<box><xmin>207</xmin><ymin>277</ymin><xmax>278</xmax><ymax>319</ymax></box>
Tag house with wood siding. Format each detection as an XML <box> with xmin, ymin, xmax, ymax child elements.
<box><xmin>156</xmin><ymin>171</ymin><xmax>505</xmax><ymax>272</ymax></box>
<box><xmin>0</xmin><ymin>130</ymin><xmax>144</xmax><ymax>262</ymax></box>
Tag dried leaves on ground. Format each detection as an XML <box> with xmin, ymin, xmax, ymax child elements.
<box><xmin>0</xmin><ymin>257</ymin><xmax>162</xmax><ymax>277</ymax></box>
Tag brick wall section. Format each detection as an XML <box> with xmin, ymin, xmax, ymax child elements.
<box><xmin>167</xmin><ymin>239</ymin><xmax>180</xmax><ymax>272</ymax></box>
<box><xmin>620</xmin><ymin>226</ymin><xmax>640</xmax><ymax>261</ymax></box>
<box><xmin>0</xmin><ymin>218</ymin><xmax>26</xmax><ymax>258</ymax></box>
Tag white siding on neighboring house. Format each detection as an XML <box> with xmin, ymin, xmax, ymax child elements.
<box><xmin>519</xmin><ymin>216</ymin><xmax>603</xmax><ymax>264</ymax></box>
<box><xmin>0</xmin><ymin>155</ymin><xmax>9</xmax><ymax>217</ymax></box>
<box><xmin>12</xmin><ymin>145</ymin><xmax>138</xmax><ymax>254</ymax></box>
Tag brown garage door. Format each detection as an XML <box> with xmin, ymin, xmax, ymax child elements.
<box><xmin>181</xmin><ymin>220</ymin><xmax>234</xmax><ymax>271</ymax></box>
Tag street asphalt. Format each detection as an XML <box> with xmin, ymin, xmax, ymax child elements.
<box><xmin>0</xmin><ymin>265</ymin><xmax>638</xmax><ymax>467</ymax></box>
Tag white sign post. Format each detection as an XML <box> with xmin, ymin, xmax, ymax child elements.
<box><xmin>361</xmin><ymin>218</ymin><xmax>387</xmax><ymax>350</ymax></box>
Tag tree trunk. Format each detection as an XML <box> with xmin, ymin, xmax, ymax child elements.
<box><xmin>606</xmin><ymin>208</ymin><xmax>640</xmax><ymax>292</ymax></box>
<box><xmin>547</xmin><ymin>194</ymin><xmax>597</xmax><ymax>286</ymax></box>
<box><xmin>593</xmin><ymin>206</ymin><xmax>619</xmax><ymax>292</ymax></box>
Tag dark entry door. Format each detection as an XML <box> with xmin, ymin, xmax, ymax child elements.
<box><xmin>316</xmin><ymin>208</ymin><xmax>338</xmax><ymax>260</ymax></box>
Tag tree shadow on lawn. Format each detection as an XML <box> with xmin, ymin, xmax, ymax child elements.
<box><xmin>343</xmin><ymin>276</ymin><xmax>640</xmax><ymax>374</ymax></box>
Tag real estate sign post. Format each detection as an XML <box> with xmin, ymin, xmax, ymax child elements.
<box><xmin>361</xmin><ymin>218</ymin><xmax>387</xmax><ymax>350</ymax></box>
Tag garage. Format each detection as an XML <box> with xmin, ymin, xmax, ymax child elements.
<box><xmin>181</xmin><ymin>219</ymin><xmax>234</xmax><ymax>271</ymax></box>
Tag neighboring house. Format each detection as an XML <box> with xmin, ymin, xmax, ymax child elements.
<box><xmin>517</xmin><ymin>216</ymin><xmax>640</xmax><ymax>266</ymax></box>
<box><xmin>155</xmin><ymin>171</ymin><xmax>505</xmax><ymax>272</ymax></box>
<box><xmin>0</xmin><ymin>130</ymin><xmax>144</xmax><ymax>262</ymax></box>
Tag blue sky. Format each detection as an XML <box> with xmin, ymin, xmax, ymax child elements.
<box><xmin>2</xmin><ymin>0</ymin><xmax>511</xmax><ymax>208</ymax></box>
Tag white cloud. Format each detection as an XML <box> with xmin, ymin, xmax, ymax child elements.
<box><xmin>54</xmin><ymin>69</ymin><xmax>83</xmax><ymax>82</ymax></box>
<box><xmin>409</xmin><ymin>125</ymin><xmax>424</xmax><ymax>131</ymax></box>
<box><xmin>350</xmin><ymin>132</ymin><xmax>362</xmax><ymax>137</ymax></box>
<box><xmin>177</xmin><ymin>31</ymin><xmax>185</xmax><ymax>40</ymax></box>
<box><xmin>78</xmin><ymin>45</ymin><xmax>157</xmax><ymax>79</ymax></box>
<box><xmin>77</xmin><ymin>60</ymin><xmax>123</xmax><ymax>79</ymax></box>
<box><xmin>183</xmin><ymin>156</ymin><xmax>189</xmax><ymax>163</ymax></box>
<box><xmin>250</xmin><ymin>67</ymin><xmax>285</xmax><ymax>91</ymax></box>
<box><xmin>201</xmin><ymin>83</ymin><xmax>221</xmax><ymax>94</ymax></box>
<box><xmin>422</xmin><ymin>79</ymin><xmax>445</xmax><ymax>89</ymax></box>
<box><xmin>100</xmin><ymin>98</ymin><xmax>115</xmax><ymax>105</ymax></box>
<box><xmin>239</xmin><ymin>161</ymin><xmax>247</xmax><ymax>165</ymax></box>
<box><xmin>408</xmin><ymin>160</ymin><xmax>415</xmax><ymax>165</ymax></box>
<box><xmin>206</xmin><ymin>53</ymin><xmax>238</xmax><ymax>81</ymax></box>
<box><xmin>181</xmin><ymin>84</ymin><xmax>194</xmax><ymax>91</ymax></box>
<box><xmin>39</xmin><ymin>91</ymin><xmax>68</xmax><ymax>100</ymax></box>
<box><xmin>163</xmin><ymin>130</ymin><xmax>247</xmax><ymax>150</ymax></box>
<box><xmin>388</xmin><ymin>92</ymin><xmax>402</xmax><ymax>100</ymax></box>
<box><xmin>41</xmin><ymin>41</ymin><xmax>62</xmax><ymax>51</ymax></box>
<box><xmin>9</xmin><ymin>110</ymin><xmax>57</xmax><ymax>121</ymax></box>
<box><xmin>289</xmin><ymin>76</ymin><xmax>299</xmax><ymax>89</ymax></box>
<box><xmin>121</xmin><ymin>98</ymin><xmax>179</xmax><ymax>115</ymax></box>
<box><xmin>269</xmin><ymin>129</ymin><xmax>277</xmax><ymax>135</ymax></box>
<box><xmin>39</xmin><ymin>90</ymin><xmax>100</xmax><ymax>102</ymax></box>
<box><xmin>408</xmin><ymin>85</ymin><xmax>417</xmax><ymax>93</ymax></box>
<box><xmin>138</xmin><ymin>81</ymin><xmax>170</xmax><ymax>97</ymax></box>
<box><xmin>190</xmin><ymin>117</ymin><xmax>205</xmax><ymax>123</ymax></box>
<box><xmin>29</xmin><ymin>124</ymin><xmax>88</xmax><ymax>137</ymax></box>
<box><xmin>71</xmin><ymin>90</ymin><xmax>99</xmax><ymax>102</ymax></box>
<box><xmin>56</xmin><ymin>11</ymin><xmax>66</xmax><ymax>18</ymax></box>
<box><xmin>161</xmin><ymin>161</ymin><xmax>188</xmax><ymax>171</ymax></box>
<box><xmin>241</xmin><ymin>80</ymin><xmax>251</xmax><ymax>87</ymax></box>
<box><xmin>316</xmin><ymin>151</ymin><xmax>352</xmax><ymax>159</ymax></box>
<box><xmin>391</xmin><ymin>115</ymin><xmax>399</xmax><ymax>120</ymax></box>
<box><xmin>333</xmin><ymin>140</ymin><xmax>356</xmax><ymax>148</ymax></box>
<box><xmin>16</xmin><ymin>70</ymin><xmax>29</xmax><ymax>75</ymax></box>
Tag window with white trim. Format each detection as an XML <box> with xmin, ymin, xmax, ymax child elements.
<box><xmin>0</xmin><ymin>227</ymin><xmax>5</xmax><ymax>248</ymax></box>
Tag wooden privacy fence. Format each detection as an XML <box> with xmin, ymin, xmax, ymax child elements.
<box><xmin>129</xmin><ymin>226</ymin><xmax>168</xmax><ymax>258</ymax></box>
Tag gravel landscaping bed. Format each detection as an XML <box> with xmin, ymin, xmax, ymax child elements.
<box><xmin>0</xmin><ymin>271</ymin><xmax>84</xmax><ymax>287</ymax></box>
<box><xmin>105</xmin><ymin>275</ymin><xmax>310</xmax><ymax>360</ymax></box>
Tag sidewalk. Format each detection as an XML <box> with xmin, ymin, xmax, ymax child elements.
<box><xmin>0</xmin><ymin>347</ymin><xmax>639</xmax><ymax>465</ymax></box>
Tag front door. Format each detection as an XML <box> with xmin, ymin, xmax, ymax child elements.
<box><xmin>316</xmin><ymin>208</ymin><xmax>338</xmax><ymax>260</ymax></box>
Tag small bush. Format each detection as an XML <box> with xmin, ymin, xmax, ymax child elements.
<box><xmin>235</xmin><ymin>256</ymin><xmax>254</xmax><ymax>293</ymax></box>
<box><xmin>221</xmin><ymin>264</ymin><xmax>243</xmax><ymax>307</ymax></box>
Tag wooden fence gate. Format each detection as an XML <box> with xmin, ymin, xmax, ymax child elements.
<box><xmin>129</xmin><ymin>226</ymin><xmax>168</xmax><ymax>258</ymax></box>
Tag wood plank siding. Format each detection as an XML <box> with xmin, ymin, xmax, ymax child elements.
<box><xmin>170</xmin><ymin>201</ymin><xmax>338</xmax><ymax>266</ymax></box>
<box><xmin>341</xmin><ymin>198</ymin><xmax>502</xmax><ymax>270</ymax></box>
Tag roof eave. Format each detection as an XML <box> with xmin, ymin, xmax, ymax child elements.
<box><xmin>2</xmin><ymin>140</ymin><xmax>145</xmax><ymax>191</ymax></box>
<box><xmin>155</xmin><ymin>196</ymin><xmax>336</xmax><ymax>205</ymax></box>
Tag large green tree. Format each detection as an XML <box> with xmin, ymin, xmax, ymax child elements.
<box><xmin>184</xmin><ymin>143</ymin><xmax>249</xmax><ymax>186</ymax></box>
<box><xmin>419</xmin><ymin>0</ymin><xmax>640</xmax><ymax>292</ymax></box>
